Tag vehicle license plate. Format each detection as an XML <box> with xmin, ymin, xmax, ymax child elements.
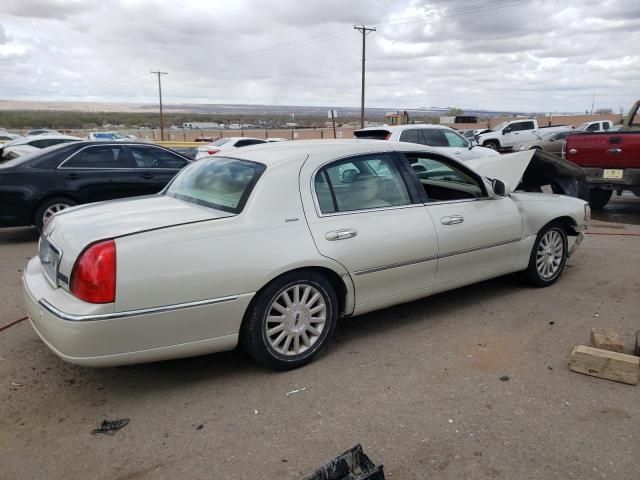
<box><xmin>39</xmin><ymin>237</ymin><xmax>60</xmax><ymax>285</ymax></box>
<box><xmin>603</xmin><ymin>169</ymin><xmax>623</xmax><ymax>179</ymax></box>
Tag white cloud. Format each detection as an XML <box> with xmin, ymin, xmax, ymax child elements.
<box><xmin>0</xmin><ymin>0</ymin><xmax>639</xmax><ymax>112</ymax></box>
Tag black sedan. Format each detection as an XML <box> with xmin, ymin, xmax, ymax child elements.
<box><xmin>0</xmin><ymin>141</ymin><xmax>191</xmax><ymax>230</ymax></box>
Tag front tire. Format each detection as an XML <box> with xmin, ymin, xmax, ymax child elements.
<box><xmin>483</xmin><ymin>140</ymin><xmax>500</xmax><ymax>150</ymax></box>
<box><xmin>241</xmin><ymin>271</ymin><xmax>338</xmax><ymax>370</ymax></box>
<box><xmin>520</xmin><ymin>223</ymin><xmax>568</xmax><ymax>287</ymax></box>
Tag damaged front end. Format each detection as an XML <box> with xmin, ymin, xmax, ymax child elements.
<box><xmin>471</xmin><ymin>149</ymin><xmax>587</xmax><ymax>198</ymax></box>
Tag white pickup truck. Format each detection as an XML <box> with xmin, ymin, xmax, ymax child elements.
<box><xmin>476</xmin><ymin>119</ymin><xmax>574</xmax><ymax>151</ymax></box>
<box><xmin>575</xmin><ymin>120</ymin><xmax>617</xmax><ymax>132</ymax></box>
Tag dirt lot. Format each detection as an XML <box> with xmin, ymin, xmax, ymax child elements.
<box><xmin>1</xmin><ymin>196</ymin><xmax>639</xmax><ymax>480</ymax></box>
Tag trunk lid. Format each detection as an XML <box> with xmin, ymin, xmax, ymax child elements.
<box><xmin>43</xmin><ymin>194</ymin><xmax>233</xmax><ymax>283</ymax></box>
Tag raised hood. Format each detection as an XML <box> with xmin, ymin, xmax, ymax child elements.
<box><xmin>470</xmin><ymin>149</ymin><xmax>585</xmax><ymax>193</ymax></box>
<box><xmin>44</xmin><ymin>195</ymin><xmax>233</xmax><ymax>279</ymax></box>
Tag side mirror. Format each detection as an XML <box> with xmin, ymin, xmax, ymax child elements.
<box><xmin>491</xmin><ymin>178</ymin><xmax>508</xmax><ymax>196</ymax></box>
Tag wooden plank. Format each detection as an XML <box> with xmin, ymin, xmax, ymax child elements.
<box><xmin>590</xmin><ymin>327</ymin><xmax>624</xmax><ymax>353</ymax></box>
<box><xmin>570</xmin><ymin>345</ymin><xmax>640</xmax><ymax>385</ymax></box>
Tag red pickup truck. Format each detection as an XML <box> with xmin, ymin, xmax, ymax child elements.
<box><xmin>564</xmin><ymin>100</ymin><xmax>640</xmax><ymax>209</ymax></box>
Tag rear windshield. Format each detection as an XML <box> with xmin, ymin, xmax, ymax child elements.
<box><xmin>164</xmin><ymin>157</ymin><xmax>265</xmax><ymax>214</ymax></box>
<box><xmin>211</xmin><ymin>138</ymin><xmax>230</xmax><ymax>146</ymax></box>
<box><xmin>353</xmin><ymin>129</ymin><xmax>390</xmax><ymax>140</ymax></box>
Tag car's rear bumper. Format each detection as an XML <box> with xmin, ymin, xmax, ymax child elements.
<box><xmin>583</xmin><ymin>168</ymin><xmax>640</xmax><ymax>188</ymax></box>
<box><xmin>23</xmin><ymin>257</ymin><xmax>253</xmax><ymax>367</ymax></box>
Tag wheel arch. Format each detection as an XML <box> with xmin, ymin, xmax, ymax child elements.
<box><xmin>543</xmin><ymin>215</ymin><xmax>578</xmax><ymax>237</ymax></box>
<box><xmin>32</xmin><ymin>193</ymin><xmax>81</xmax><ymax>224</ymax></box>
<box><xmin>242</xmin><ymin>265</ymin><xmax>354</xmax><ymax>331</ymax></box>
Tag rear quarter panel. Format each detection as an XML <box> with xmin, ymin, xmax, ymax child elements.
<box><xmin>114</xmin><ymin>160</ymin><xmax>349</xmax><ymax>312</ymax></box>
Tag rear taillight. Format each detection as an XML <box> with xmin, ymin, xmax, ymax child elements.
<box><xmin>207</xmin><ymin>149</ymin><xmax>220</xmax><ymax>155</ymax></box>
<box><xmin>70</xmin><ymin>239</ymin><xmax>116</xmax><ymax>304</ymax></box>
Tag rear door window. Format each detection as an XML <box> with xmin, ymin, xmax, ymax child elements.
<box><xmin>62</xmin><ymin>145</ymin><xmax>131</xmax><ymax>169</ymax></box>
<box><xmin>419</xmin><ymin>129</ymin><xmax>448</xmax><ymax>147</ymax></box>
<box><xmin>234</xmin><ymin>139</ymin><xmax>267</xmax><ymax>148</ymax></box>
<box><xmin>129</xmin><ymin>145</ymin><xmax>189</xmax><ymax>169</ymax></box>
<box><xmin>399</xmin><ymin>129</ymin><xmax>420</xmax><ymax>144</ymax></box>
<box><xmin>314</xmin><ymin>154</ymin><xmax>412</xmax><ymax>213</ymax></box>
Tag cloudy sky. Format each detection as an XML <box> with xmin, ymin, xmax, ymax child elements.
<box><xmin>1</xmin><ymin>0</ymin><xmax>639</xmax><ymax>112</ymax></box>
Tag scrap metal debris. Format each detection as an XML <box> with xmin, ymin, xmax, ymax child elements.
<box><xmin>91</xmin><ymin>419</ymin><xmax>129</xmax><ymax>436</ymax></box>
<box><xmin>286</xmin><ymin>387</ymin><xmax>307</xmax><ymax>396</ymax></box>
<box><xmin>303</xmin><ymin>444</ymin><xmax>384</xmax><ymax>480</ymax></box>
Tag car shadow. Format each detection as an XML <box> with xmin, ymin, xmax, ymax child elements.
<box><xmin>59</xmin><ymin>274</ymin><xmax>523</xmax><ymax>399</ymax></box>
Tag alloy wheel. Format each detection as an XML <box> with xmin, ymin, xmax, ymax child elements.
<box><xmin>536</xmin><ymin>229</ymin><xmax>564</xmax><ymax>280</ymax></box>
<box><xmin>264</xmin><ymin>284</ymin><xmax>327</xmax><ymax>356</ymax></box>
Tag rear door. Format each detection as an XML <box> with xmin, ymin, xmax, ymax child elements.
<box><xmin>57</xmin><ymin>144</ymin><xmax>141</xmax><ymax>202</ymax></box>
<box><xmin>127</xmin><ymin>145</ymin><xmax>190</xmax><ymax>195</ymax></box>
<box><xmin>303</xmin><ymin>152</ymin><xmax>439</xmax><ymax>311</ymax></box>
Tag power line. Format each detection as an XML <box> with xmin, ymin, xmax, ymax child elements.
<box><xmin>151</xmin><ymin>70</ymin><xmax>168</xmax><ymax>140</ymax></box>
<box><xmin>354</xmin><ymin>25</ymin><xmax>376</xmax><ymax>129</ymax></box>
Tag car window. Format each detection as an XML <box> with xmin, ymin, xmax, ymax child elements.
<box><xmin>554</xmin><ymin>132</ymin><xmax>569</xmax><ymax>141</ymax></box>
<box><xmin>164</xmin><ymin>157</ymin><xmax>265</xmax><ymax>214</ymax></box>
<box><xmin>399</xmin><ymin>129</ymin><xmax>420</xmax><ymax>144</ymax></box>
<box><xmin>402</xmin><ymin>153</ymin><xmax>485</xmax><ymax>201</ymax></box>
<box><xmin>522</xmin><ymin>121</ymin><xmax>535</xmax><ymax>130</ymax></box>
<box><xmin>420</xmin><ymin>129</ymin><xmax>448</xmax><ymax>147</ymax></box>
<box><xmin>353</xmin><ymin>129</ymin><xmax>390</xmax><ymax>140</ymax></box>
<box><xmin>442</xmin><ymin>130</ymin><xmax>468</xmax><ymax>148</ymax></box>
<box><xmin>603</xmin><ymin>122</ymin><xmax>610</xmax><ymax>131</ymax></box>
<box><xmin>315</xmin><ymin>154</ymin><xmax>411</xmax><ymax>214</ymax></box>
<box><xmin>586</xmin><ymin>123</ymin><xmax>598</xmax><ymax>131</ymax></box>
<box><xmin>129</xmin><ymin>145</ymin><xmax>189</xmax><ymax>169</ymax></box>
<box><xmin>30</xmin><ymin>138</ymin><xmax>73</xmax><ymax>148</ymax></box>
<box><xmin>62</xmin><ymin>145</ymin><xmax>130</xmax><ymax>169</ymax></box>
<box><xmin>234</xmin><ymin>139</ymin><xmax>266</xmax><ymax>148</ymax></box>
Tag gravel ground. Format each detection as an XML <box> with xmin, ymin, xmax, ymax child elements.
<box><xmin>1</xmin><ymin>196</ymin><xmax>639</xmax><ymax>480</ymax></box>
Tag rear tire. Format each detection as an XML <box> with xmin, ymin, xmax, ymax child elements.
<box><xmin>34</xmin><ymin>197</ymin><xmax>77</xmax><ymax>232</ymax></box>
<box><xmin>241</xmin><ymin>271</ymin><xmax>338</xmax><ymax>370</ymax></box>
<box><xmin>519</xmin><ymin>223</ymin><xmax>568</xmax><ymax>288</ymax></box>
<box><xmin>589</xmin><ymin>188</ymin><xmax>612</xmax><ymax>210</ymax></box>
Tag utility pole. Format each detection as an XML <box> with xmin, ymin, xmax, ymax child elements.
<box><xmin>151</xmin><ymin>70</ymin><xmax>168</xmax><ymax>140</ymax></box>
<box><xmin>590</xmin><ymin>92</ymin><xmax>595</xmax><ymax>115</ymax></box>
<box><xmin>354</xmin><ymin>25</ymin><xmax>376</xmax><ymax>129</ymax></box>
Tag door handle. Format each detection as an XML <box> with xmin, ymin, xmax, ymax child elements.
<box><xmin>607</xmin><ymin>148</ymin><xmax>622</xmax><ymax>155</ymax></box>
<box><xmin>441</xmin><ymin>215</ymin><xmax>464</xmax><ymax>225</ymax></box>
<box><xmin>325</xmin><ymin>229</ymin><xmax>358</xmax><ymax>241</ymax></box>
<box><xmin>64</xmin><ymin>173</ymin><xmax>79</xmax><ymax>180</ymax></box>
<box><xmin>140</xmin><ymin>172</ymin><xmax>154</xmax><ymax>179</ymax></box>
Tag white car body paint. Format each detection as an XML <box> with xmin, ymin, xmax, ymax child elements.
<box><xmin>23</xmin><ymin>140</ymin><xmax>588</xmax><ymax>367</ymax></box>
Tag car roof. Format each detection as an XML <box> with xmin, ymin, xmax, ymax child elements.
<box><xmin>229</xmin><ymin>139</ymin><xmax>438</xmax><ymax>167</ymax></box>
<box><xmin>355</xmin><ymin>124</ymin><xmax>453</xmax><ymax>132</ymax></box>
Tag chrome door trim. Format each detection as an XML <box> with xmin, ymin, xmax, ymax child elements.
<box><xmin>353</xmin><ymin>255</ymin><xmax>438</xmax><ymax>276</ymax></box>
<box><xmin>39</xmin><ymin>294</ymin><xmax>239</xmax><ymax>322</ymax></box>
<box><xmin>353</xmin><ymin>237</ymin><xmax>523</xmax><ymax>276</ymax></box>
<box><xmin>437</xmin><ymin>237</ymin><xmax>522</xmax><ymax>259</ymax></box>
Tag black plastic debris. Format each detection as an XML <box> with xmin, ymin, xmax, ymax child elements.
<box><xmin>91</xmin><ymin>418</ymin><xmax>129</xmax><ymax>436</ymax></box>
<box><xmin>303</xmin><ymin>444</ymin><xmax>384</xmax><ymax>480</ymax></box>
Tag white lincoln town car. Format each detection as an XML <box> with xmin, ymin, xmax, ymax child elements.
<box><xmin>23</xmin><ymin>140</ymin><xmax>589</xmax><ymax>370</ymax></box>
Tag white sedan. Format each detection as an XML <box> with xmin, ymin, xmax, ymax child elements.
<box><xmin>23</xmin><ymin>141</ymin><xmax>589</xmax><ymax>370</ymax></box>
<box><xmin>194</xmin><ymin>137</ymin><xmax>268</xmax><ymax>160</ymax></box>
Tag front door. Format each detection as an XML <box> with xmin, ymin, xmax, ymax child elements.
<box><xmin>302</xmin><ymin>152</ymin><xmax>439</xmax><ymax>311</ymax></box>
<box><xmin>400</xmin><ymin>151</ymin><xmax>523</xmax><ymax>290</ymax></box>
